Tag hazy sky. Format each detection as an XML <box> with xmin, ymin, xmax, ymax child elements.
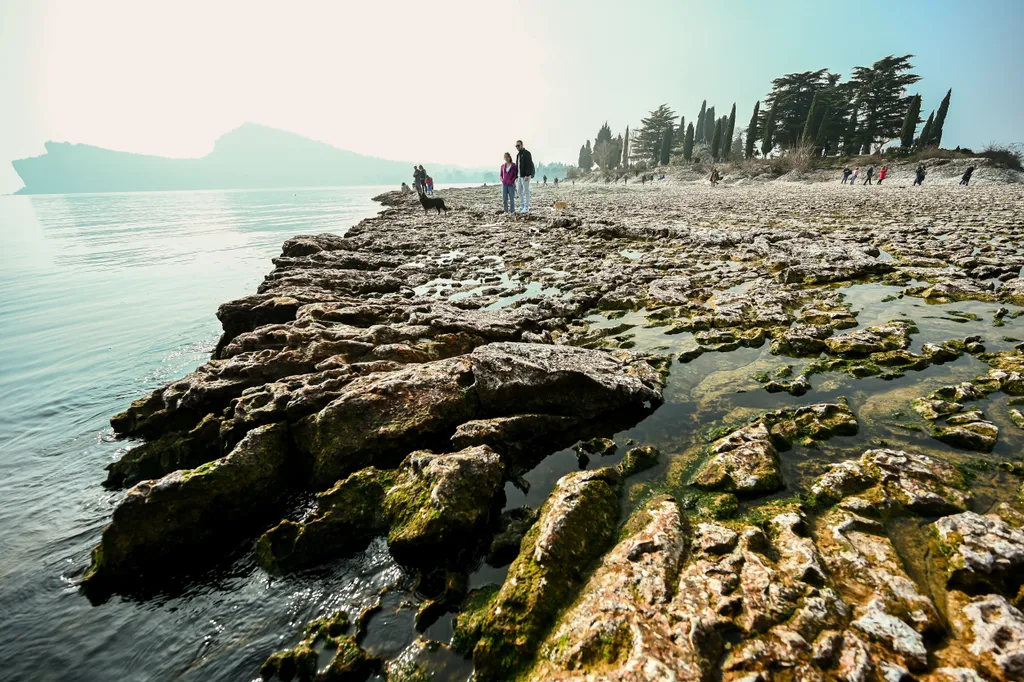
<box><xmin>2</xmin><ymin>0</ymin><xmax>1022</xmax><ymax>193</ymax></box>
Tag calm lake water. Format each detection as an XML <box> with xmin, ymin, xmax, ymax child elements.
<box><xmin>0</xmin><ymin>187</ymin><xmax>390</xmax><ymax>681</ymax></box>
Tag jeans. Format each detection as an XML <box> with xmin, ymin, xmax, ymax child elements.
<box><xmin>502</xmin><ymin>184</ymin><xmax>515</xmax><ymax>213</ymax></box>
<box><xmin>516</xmin><ymin>176</ymin><xmax>531</xmax><ymax>212</ymax></box>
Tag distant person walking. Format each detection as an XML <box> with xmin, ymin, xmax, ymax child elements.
<box><xmin>960</xmin><ymin>165</ymin><xmax>975</xmax><ymax>186</ymax></box>
<box><xmin>913</xmin><ymin>164</ymin><xmax>926</xmax><ymax>186</ymax></box>
<box><xmin>850</xmin><ymin>168</ymin><xmax>860</xmax><ymax>185</ymax></box>
<box><xmin>553</xmin><ymin>177</ymin><xmax>558</xmax><ymax>186</ymax></box>
<box><xmin>864</xmin><ymin>165</ymin><xmax>874</xmax><ymax>185</ymax></box>
<box><xmin>709</xmin><ymin>168</ymin><xmax>721</xmax><ymax>187</ymax></box>
<box><xmin>425</xmin><ymin>175</ymin><xmax>434</xmax><ymax>195</ymax></box>
<box><xmin>878</xmin><ymin>166</ymin><xmax>888</xmax><ymax>184</ymax></box>
<box><xmin>841</xmin><ymin>167</ymin><xmax>851</xmax><ymax>183</ymax></box>
<box><xmin>641</xmin><ymin>175</ymin><xmax>646</xmax><ymax>186</ymax></box>
<box><xmin>500</xmin><ymin>152</ymin><xmax>517</xmax><ymax>215</ymax></box>
<box><xmin>543</xmin><ymin>175</ymin><xmax>547</xmax><ymax>185</ymax></box>
<box><xmin>515</xmin><ymin>140</ymin><xmax>535</xmax><ymax>214</ymax></box>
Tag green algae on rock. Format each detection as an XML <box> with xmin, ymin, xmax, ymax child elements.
<box><xmin>689</xmin><ymin>401</ymin><xmax>858</xmax><ymax>496</ymax></box>
<box><xmin>104</xmin><ymin>413</ymin><xmax>223</xmax><ymax>489</ymax></box>
<box><xmin>84</xmin><ymin>422</ymin><xmax>291</xmax><ymax>591</ymax></box>
<box><xmin>810</xmin><ymin>448</ymin><xmax>972</xmax><ymax>517</ymax></box>
<box><xmin>258</xmin><ymin>445</ymin><xmax>504</xmax><ymax>572</ymax></box>
<box><xmin>469</xmin><ymin>467</ymin><xmax>622</xmax><ymax>681</ymax></box>
<box><xmin>616</xmin><ymin>445</ymin><xmax>660</xmax><ymax>478</ymax></box>
<box><xmin>260</xmin><ymin>610</ymin><xmax>373</xmax><ymax>682</ymax></box>
<box><xmin>256</xmin><ymin>467</ymin><xmax>394</xmax><ymax>574</ymax></box>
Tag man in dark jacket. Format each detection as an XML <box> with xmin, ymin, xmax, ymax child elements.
<box><xmin>515</xmin><ymin>140</ymin><xmax>535</xmax><ymax>213</ymax></box>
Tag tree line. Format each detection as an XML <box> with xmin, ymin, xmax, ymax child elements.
<box><xmin>577</xmin><ymin>54</ymin><xmax>952</xmax><ymax>170</ymax></box>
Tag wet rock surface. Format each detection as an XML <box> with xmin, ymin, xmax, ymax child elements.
<box><xmin>88</xmin><ymin>182</ymin><xmax>1024</xmax><ymax>679</ymax></box>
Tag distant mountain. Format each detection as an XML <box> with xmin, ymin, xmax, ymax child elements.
<box><xmin>10</xmin><ymin>123</ymin><xmax>502</xmax><ymax>194</ymax></box>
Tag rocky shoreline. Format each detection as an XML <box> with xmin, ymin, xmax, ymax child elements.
<box><xmin>86</xmin><ymin>181</ymin><xmax>1024</xmax><ymax>681</ymax></box>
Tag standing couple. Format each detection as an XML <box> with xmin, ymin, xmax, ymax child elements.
<box><xmin>499</xmin><ymin>140</ymin><xmax>535</xmax><ymax>215</ymax></box>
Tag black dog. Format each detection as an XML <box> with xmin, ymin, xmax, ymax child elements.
<box><xmin>418</xmin><ymin>189</ymin><xmax>449</xmax><ymax>215</ymax></box>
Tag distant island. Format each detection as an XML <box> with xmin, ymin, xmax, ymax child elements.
<box><xmin>10</xmin><ymin>123</ymin><xmax>567</xmax><ymax>195</ymax></box>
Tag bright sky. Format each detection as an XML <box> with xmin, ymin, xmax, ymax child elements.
<box><xmin>2</xmin><ymin>0</ymin><xmax>1022</xmax><ymax>193</ymax></box>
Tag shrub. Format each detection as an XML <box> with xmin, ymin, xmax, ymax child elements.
<box><xmin>980</xmin><ymin>143</ymin><xmax>1023</xmax><ymax>171</ymax></box>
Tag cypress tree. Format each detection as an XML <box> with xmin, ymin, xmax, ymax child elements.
<box><xmin>660</xmin><ymin>124</ymin><xmax>673</xmax><ymax>165</ymax></box>
<box><xmin>899</xmin><ymin>94</ymin><xmax>922</xmax><ymax>148</ymax></box>
<box><xmin>919</xmin><ymin>111</ymin><xmax>934</xmax><ymax>149</ymax></box>
<box><xmin>931</xmin><ymin>88</ymin><xmax>951</xmax><ymax>147</ymax></box>
<box><xmin>815</xmin><ymin>106</ymin><xmax>831</xmax><ymax>154</ymax></box>
<box><xmin>622</xmin><ymin>126</ymin><xmax>630</xmax><ymax>167</ymax></box>
<box><xmin>723</xmin><ymin>104</ymin><xmax>736</xmax><ymax>160</ymax></box>
<box><xmin>745</xmin><ymin>101</ymin><xmax>759</xmax><ymax>158</ymax></box>
<box><xmin>675</xmin><ymin>115</ymin><xmax>686</xmax><ymax>146</ymax></box>
<box><xmin>842</xmin><ymin>108</ymin><xmax>859</xmax><ymax>155</ymax></box>
<box><xmin>578</xmin><ymin>140</ymin><xmax>593</xmax><ymax>170</ymax></box>
<box><xmin>760</xmin><ymin>101</ymin><xmax>777</xmax><ymax>158</ymax></box>
<box><xmin>696</xmin><ymin>100</ymin><xmax>707</xmax><ymax>143</ymax></box>
<box><xmin>703</xmin><ymin>106</ymin><xmax>716</xmax><ymax>147</ymax></box>
<box><xmin>683</xmin><ymin>123</ymin><xmax>695</xmax><ymax>161</ymax></box>
<box><xmin>711</xmin><ymin>118</ymin><xmax>723</xmax><ymax>160</ymax></box>
<box><xmin>801</xmin><ymin>92</ymin><xmax>822</xmax><ymax>145</ymax></box>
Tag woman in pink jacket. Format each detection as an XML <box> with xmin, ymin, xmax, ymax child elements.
<box><xmin>500</xmin><ymin>152</ymin><xmax>517</xmax><ymax>215</ymax></box>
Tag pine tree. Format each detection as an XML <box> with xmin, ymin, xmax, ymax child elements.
<box><xmin>635</xmin><ymin>104</ymin><xmax>677</xmax><ymax>162</ymax></box>
<box><xmin>919</xmin><ymin>111</ymin><xmax>934</xmax><ymax>149</ymax></box>
<box><xmin>622</xmin><ymin>126</ymin><xmax>630</xmax><ymax>167</ymax></box>
<box><xmin>683</xmin><ymin>123</ymin><xmax>695</xmax><ymax>161</ymax></box>
<box><xmin>703</xmin><ymin>106</ymin><xmax>716</xmax><ymax>147</ymax></box>
<box><xmin>745</xmin><ymin>101</ymin><xmax>759</xmax><ymax>158</ymax></box>
<box><xmin>660</xmin><ymin>124</ymin><xmax>673</xmax><ymax>165</ymax></box>
<box><xmin>849</xmin><ymin>55</ymin><xmax>921</xmax><ymax>152</ymax></box>
<box><xmin>711</xmin><ymin>118</ymin><xmax>723</xmax><ymax>160</ymax></box>
<box><xmin>695</xmin><ymin>100</ymin><xmax>707</xmax><ymax>143</ymax></box>
<box><xmin>931</xmin><ymin>88</ymin><xmax>951</xmax><ymax>147</ymax></box>
<box><xmin>723</xmin><ymin>104</ymin><xmax>736</xmax><ymax>160</ymax></box>
<box><xmin>578</xmin><ymin>140</ymin><xmax>593</xmax><ymax>170</ymax></box>
<box><xmin>899</xmin><ymin>94</ymin><xmax>922</xmax><ymax>148</ymax></box>
<box><xmin>760</xmin><ymin>101</ymin><xmax>778</xmax><ymax>158</ymax></box>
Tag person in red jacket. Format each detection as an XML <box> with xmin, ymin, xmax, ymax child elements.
<box><xmin>878</xmin><ymin>166</ymin><xmax>888</xmax><ymax>185</ymax></box>
<box><xmin>425</xmin><ymin>175</ymin><xmax>434</xmax><ymax>195</ymax></box>
<box><xmin>500</xmin><ymin>152</ymin><xmax>517</xmax><ymax>215</ymax></box>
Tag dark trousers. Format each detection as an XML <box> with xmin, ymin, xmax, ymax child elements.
<box><xmin>864</xmin><ymin>176</ymin><xmax>873</xmax><ymax>185</ymax></box>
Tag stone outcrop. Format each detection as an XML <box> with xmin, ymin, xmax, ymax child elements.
<box><xmin>690</xmin><ymin>401</ymin><xmax>858</xmax><ymax>496</ymax></box>
<box><xmin>458</xmin><ymin>467</ymin><xmax>622</xmax><ymax>681</ymax></box>
<box><xmin>256</xmin><ymin>445</ymin><xmax>505</xmax><ymax>572</ymax></box>
<box><xmin>88</xmin><ymin>181</ymin><xmax>1024</xmax><ymax>680</ymax></box>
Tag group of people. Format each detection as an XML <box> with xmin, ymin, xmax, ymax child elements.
<box><xmin>499</xmin><ymin>140</ymin><xmax>536</xmax><ymax>215</ymax></box>
<box><xmin>412</xmin><ymin>165</ymin><xmax>433</xmax><ymax>195</ymax></box>
<box><xmin>842</xmin><ymin>164</ymin><xmax>976</xmax><ymax>187</ymax></box>
<box><xmin>841</xmin><ymin>165</ymin><xmax>888</xmax><ymax>185</ymax></box>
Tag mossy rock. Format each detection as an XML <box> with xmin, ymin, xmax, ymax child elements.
<box><xmin>696</xmin><ymin>492</ymin><xmax>739</xmax><ymax>519</ymax></box>
<box><xmin>452</xmin><ymin>585</ymin><xmax>500</xmax><ymax>654</ymax></box>
<box><xmin>261</xmin><ymin>610</ymin><xmax>371</xmax><ymax>681</ymax></box>
<box><xmin>104</xmin><ymin>413</ymin><xmax>223</xmax><ymax>489</ymax></box>
<box><xmin>471</xmin><ymin>468</ymin><xmax>622</xmax><ymax>681</ymax></box>
<box><xmin>256</xmin><ymin>467</ymin><xmax>394</xmax><ymax>574</ymax></box>
<box><xmin>616</xmin><ymin>445</ymin><xmax>660</xmax><ymax>478</ymax></box>
<box><xmin>84</xmin><ymin>423</ymin><xmax>290</xmax><ymax>592</ymax></box>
